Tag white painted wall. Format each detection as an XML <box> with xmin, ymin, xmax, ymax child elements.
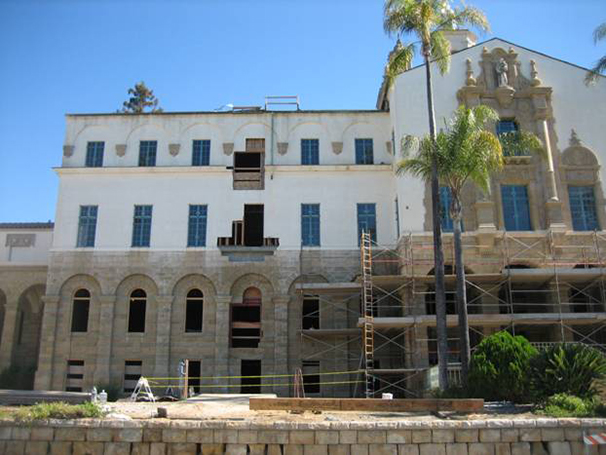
<box><xmin>0</xmin><ymin>229</ymin><xmax>53</xmax><ymax>265</ymax></box>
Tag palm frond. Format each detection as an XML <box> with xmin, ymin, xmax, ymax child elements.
<box><xmin>593</xmin><ymin>22</ymin><xmax>606</xmax><ymax>44</ymax></box>
<box><xmin>430</xmin><ymin>31</ymin><xmax>451</xmax><ymax>75</ymax></box>
<box><xmin>450</xmin><ymin>6</ymin><xmax>490</xmax><ymax>34</ymax></box>
<box><xmin>386</xmin><ymin>42</ymin><xmax>416</xmax><ymax>89</ymax></box>
<box><xmin>585</xmin><ymin>55</ymin><xmax>606</xmax><ymax>85</ymax></box>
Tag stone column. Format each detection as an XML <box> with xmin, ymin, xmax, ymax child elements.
<box><xmin>94</xmin><ymin>295</ymin><xmax>116</xmax><ymax>385</ymax></box>
<box><xmin>153</xmin><ymin>296</ymin><xmax>174</xmax><ymax>379</ymax></box>
<box><xmin>213</xmin><ymin>294</ymin><xmax>231</xmax><ymax>393</ymax></box>
<box><xmin>0</xmin><ymin>290</ymin><xmax>18</xmax><ymax>370</ymax></box>
<box><xmin>273</xmin><ymin>295</ymin><xmax>290</xmax><ymax>397</ymax></box>
<box><xmin>34</xmin><ymin>295</ymin><xmax>61</xmax><ymax>390</ymax></box>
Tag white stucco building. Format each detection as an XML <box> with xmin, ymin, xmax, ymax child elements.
<box><xmin>0</xmin><ymin>31</ymin><xmax>605</xmax><ymax>396</ymax></box>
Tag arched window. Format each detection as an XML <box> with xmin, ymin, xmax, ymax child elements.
<box><xmin>128</xmin><ymin>289</ymin><xmax>147</xmax><ymax>333</ymax></box>
<box><xmin>71</xmin><ymin>289</ymin><xmax>90</xmax><ymax>333</ymax></box>
<box><xmin>185</xmin><ymin>289</ymin><xmax>204</xmax><ymax>332</ymax></box>
<box><xmin>231</xmin><ymin>287</ymin><xmax>262</xmax><ymax>348</ymax></box>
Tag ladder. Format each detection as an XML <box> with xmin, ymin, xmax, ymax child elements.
<box><xmin>361</xmin><ymin>231</ymin><xmax>375</xmax><ymax>398</ymax></box>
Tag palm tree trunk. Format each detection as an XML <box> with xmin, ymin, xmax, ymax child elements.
<box><xmin>424</xmin><ymin>51</ymin><xmax>449</xmax><ymax>390</ymax></box>
<box><xmin>452</xmin><ymin>200</ymin><xmax>470</xmax><ymax>387</ymax></box>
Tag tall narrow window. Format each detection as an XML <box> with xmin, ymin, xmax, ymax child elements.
<box><xmin>439</xmin><ymin>187</ymin><xmax>454</xmax><ymax>233</ymax></box>
<box><xmin>496</xmin><ymin>120</ymin><xmax>527</xmax><ymax>156</ymax></box>
<box><xmin>71</xmin><ymin>289</ymin><xmax>90</xmax><ymax>333</ymax></box>
<box><xmin>357</xmin><ymin>203</ymin><xmax>377</xmax><ymax>244</ymax></box>
<box><xmin>77</xmin><ymin>205</ymin><xmax>98</xmax><ymax>247</ymax></box>
<box><xmin>569</xmin><ymin>186</ymin><xmax>599</xmax><ymax>231</ymax></box>
<box><xmin>187</xmin><ymin>205</ymin><xmax>208</xmax><ymax>247</ymax></box>
<box><xmin>138</xmin><ymin>140</ymin><xmax>157</xmax><ymax>167</ymax></box>
<box><xmin>302</xmin><ymin>297</ymin><xmax>319</xmax><ymax>329</ymax></box>
<box><xmin>85</xmin><ymin>141</ymin><xmax>104</xmax><ymax>167</ymax></box>
<box><xmin>192</xmin><ymin>140</ymin><xmax>211</xmax><ymax>166</ymax></box>
<box><xmin>301</xmin><ymin>139</ymin><xmax>319</xmax><ymax>165</ymax></box>
<box><xmin>501</xmin><ymin>185</ymin><xmax>532</xmax><ymax>231</ymax></box>
<box><xmin>66</xmin><ymin>360</ymin><xmax>84</xmax><ymax>392</ymax></box>
<box><xmin>231</xmin><ymin>287</ymin><xmax>262</xmax><ymax>348</ymax></box>
<box><xmin>128</xmin><ymin>289</ymin><xmax>147</xmax><ymax>333</ymax></box>
<box><xmin>301</xmin><ymin>204</ymin><xmax>320</xmax><ymax>246</ymax></box>
<box><xmin>302</xmin><ymin>360</ymin><xmax>321</xmax><ymax>394</ymax></box>
<box><xmin>355</xmin><ymin>138</ymin><xmax>374</xmax><ymax>164</ymax></box>
<box><xmin>185</xmin><ymin>289</ymin><xmax>204</xmax><ymax>332</ymax></box>
<box><xmin>132</xmin><ymin>205</ymin><xmax>152</xmax><ymax>247</ymax></box>
<box><xmin>123</xmin><ymin>360</ymin><xmax>142</xmax><ymax>393</ymax></box>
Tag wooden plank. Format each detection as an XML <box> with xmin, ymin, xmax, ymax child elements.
<box><xmin>249</xmin><ymin>397</ymin><xmax>484</xmax><ymax>412</ymax></box>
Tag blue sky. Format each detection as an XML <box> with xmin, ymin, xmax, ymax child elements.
<box><xmin>0</xmin><ymin>0</ymin><xmax>604</xmax><ymax>223</ymax></box>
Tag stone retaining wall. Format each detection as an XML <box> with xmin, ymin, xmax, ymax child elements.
<box><xmin>0</xmin><ymin>418</ymin><xmax>605</xmax><ymax>454</ymax></box>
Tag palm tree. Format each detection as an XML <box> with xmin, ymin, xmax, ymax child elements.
<box><xmin>383</xmin><ymin>0</ymin><xmax>489</xmax><ymax>389</ymax></box>
<box><xmin>586</xmin><ymin>22</ymin><xmax>606</xmax><ymax>85</ymax></box>
<box><xmin>398</xmin><ymin>105</ymin><xmax>544</xmax><ymax>386</ymax></box>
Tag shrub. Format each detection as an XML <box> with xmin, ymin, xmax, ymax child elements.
<box><xmin>0</xmin><ymin>364</ymin><xmax>36</xmax><ymax>390</ymax></box>
<box><xmin>530</xmin><ymin>343</ymin><xmax>606</xmax><ymax>400</ymax></box>
<box><xmin>14</xmin><ymin>401</ymin><xmax>103</xmax><ymax>422</ymax></box>
<box><xmin>541</xmin><ymin>393</ymin><xmax>606</xmax><ymax>418</ymax></box>
<box><xmin>96</xmin><ymin>383</ymin><xmax>123</xmax><ymax>402</ymax></box>
<box><xmin>468</xmin><ymin>331</ymin><xmax>537</xmax><ymax>402</ymax></box>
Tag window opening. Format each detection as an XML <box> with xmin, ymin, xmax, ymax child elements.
<box><xmin>231</xmin><ymin>287</ymin><xmax>262</xmax><ymax>348</ymax></box>
<box><xmin>124</xmin><ymin>360</ymin><xmax>142</xmax><ymax>393</ymax></box>
<box><xmin>66</xmin><ymin>359</ymin><xmax>84</xmax><ymax>392</ymax></box>
<box><xmin>71</xmin><ymin>289</ymin><xmax>90</xmax><ymax>332</ymax></box>
<box><xmin>185</xmin><ymin>289</ymin><xmax>204</xmax><ymax>332</ymax></box>
<box><xmin>240</xmin><ymin>359</ymin><xmax>261</xmax><ymax>394</ymax></box>
<box><xmin>128</xmin><ymin>289</ymin><xmax>147</xmax><ymax>333</ymax></box>
<box><xmin>244</xmin><ymin>204</ymin><xmax>264</xmax><ymax>246</ymax></box>
<box><xmin>302</xmin><ymin>360</ymin><xmax>320</xmax><ymax>394</ymax></box>
<box><xmin>302</xmin><ymin>297</ymin><xmax>319</xmax><ymax>329</ymax></box>
<box><xmin>188</xmin><ymin>360</ymin><xmax>201</xmax><ymax>394</ymax></box>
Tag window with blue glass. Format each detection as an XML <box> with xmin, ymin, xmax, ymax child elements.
<box><xmin>301</xmin><ymin>204</ymin><xmax>320</xmax><ymax>246</ymax></box>
<box><xmin>192</xmin><ymin>140</ymin><xmax>211</xmax><ymax>166</ymax></box>
<box><xmin>76</xmin><ymin>205</ymin><xmax>98</xmax><ymax>247</ymax></box>
<box><xmin>355</xmin><ymin>139</ymin><xmax>374</xmax><ymax>164</ymax></box>
<box><xmin>501</xmin><ymin>185</ymin><xmax>532</xmax><ymax>231</ymax></box>
<box><xmin>138</xmin><ymin>141</ymin><xmax>157</xmax><ymax>167</ymax></box>
<box><xmin>85</xmin><ymin>142</ymin><xmax>104</xmax><ymax>167</ymax></box>
<box><xmin>439</xmin><ymin>187</ymin><xmax>454</xmax><ymax>232</ymax></box>
<box><xmin>301</xmin><ymin>139</ymin><xmax>319</xmax><ymax>165</ymax></box>
<box><xmin>188</xmin><ymin>205</ymin><xmax>208</xmax><ymax>247</ymax></box>
<box><xmin>496</xmin><ymin>119</ymin><xmax>527</xmax><ymax>156</ymax></box>
<box><xmin>569</xmin><ymin>186</ymin><xmax>599</xmax><ymax>231</ymax></box>
<box><xmin>357</xmin><ymin>203</ymin><xmax>377</xmax><ymax>244</ymax></box>
<box><xmin>132</xmin><ymin>205</ymin><xmax>153</xmax><ymax>247</ymax></box>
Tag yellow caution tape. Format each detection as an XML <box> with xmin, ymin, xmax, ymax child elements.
<box><xmin>146</xmin><ymin>380</ymin><xmax>364</xmax><ymax>389</ymax></box>
<box><xmin>147</xmin><ymin>370</ymin><xmax>362</xmax><ymax>381</ymax></box>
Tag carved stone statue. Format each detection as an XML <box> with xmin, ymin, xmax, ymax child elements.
<box><xmin>496</xmin><ymin>58</ymin><xmax>509</xmax><ymax>87</ymax></box>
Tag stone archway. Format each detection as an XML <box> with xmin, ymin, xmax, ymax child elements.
<box><xmin>0</xmin><ymin>289</ymin><xmax>6</xmax><ymax>350</ymax></box>
<box><xmin>12</xmin><ymin>285</ymin><xmax>46</xmax><ymax>371</ymax></box>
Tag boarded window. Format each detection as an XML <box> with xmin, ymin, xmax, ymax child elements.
<box><xmin>185</xmin><ymin>289</ymin><xmax>204</xmax><ymax>332</ymax></box>
<box><xmin>71</xmin><ymin>289</ymin><xmax>90</xmax><ymax>333</ymax></box>
<box><xmin>302</xmin><ymin>360</ymin><xmax>320</xmax><ymax>394</ymax></box>
<box><xmin>66</xmin><ymin>360</ymin><xmax>84</xmax><ymax>392</ymax></box>
<box><xmin>128</xmin><ymin>289</ymin><xmax>146</xmax><ymax>333</ymax></box>
<box><xmin>231</xmin><ymin>287</ymin><xmax>262</xmax><ymax>348</ymax></box>
<box><xmin>302</xmin><ymin>297</ymin><xmax>319</xmax><ymax>330</ymax></box>
<box><xmin>124</xmin><ymin>360</ymin><xmax>142</xmax><ymax>393</ymax></box>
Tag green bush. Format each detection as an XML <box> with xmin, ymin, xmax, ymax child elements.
<box><xmin>541</xmin><ymin>393</ymin><xmax>606</xmax><ymax>418</ymax></box>
<box><xmin>96</xmin><ymin>383</ymin><xmax>123</xmax><ymax>402</ymax></box>
<box><xmin>530</xmin><ymin>343</ymin><xmax>606</xmax><ymax>400</ymax></box>
<box><xmin>15</xmin><ymin>401</ymin><xmax>103</xmax><ymax>422</ymax></box>
<box><xmin>0</xmin><ymin>364</ymin><xmax>36</xmax><ymax>390</ymax></box>
<box><xmin>468</xmin><ymin>331</ymin><xmax>537</xmax><ymax>402</ymax></box>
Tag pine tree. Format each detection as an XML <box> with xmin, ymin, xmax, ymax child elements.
<box><xmin>120</xmin><ymin>82</ymin><xmax>162</xmax><ymax>113</ymax></box>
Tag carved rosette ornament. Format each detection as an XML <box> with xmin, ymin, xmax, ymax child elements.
<box><xmin>115</xmin><ymin>144</ymin><xmax>126</xmax><ymax>157</ymax></box>
<box><xmin>277</xmin><ymin>142</ymin><xmax>288</xmax><ymax>155</ymax></box>
<box><xmin>168</xmin><ymin>144</ymin><xmax>180</xmax><ymax>157</ymax></box>
<box><xmin>222</xmin><ymin>143</ymin><xmax>234</xmax><ymax>156</ymax></box>
<box><xmin>331</xmin><ymin>142</ymin><xmax>343</xmax><ymax>155</ymax></box>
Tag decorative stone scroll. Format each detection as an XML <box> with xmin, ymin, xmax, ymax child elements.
<box><xmin>168</xmin><ymin>144</ymin><xmax>180</xmax><ymax>157</ymax></box>
<box><xmin>223</xmin><ymin>143</ymin><xmax>234</xmax><ymax>156</ymax></box>
<box><xmin>6</xmin><ymin>233</ymin><xmax>35</xmax><ymax>247</ymax></box>
<box><xmin>115</xmin><ymin>144</ymin><xmax>127</xmax><ymax>157</ymax></box>
<box><xmin>331</xmin><ymin>142</ymin><xmax>343</xmax><ymax>155</ymax></box>
<box><xmin>277</xmin><ymin>142</ymin><xmax>288</xmax><ymax>155</ymax></box>
<box><xmin>62</xmin><ymin>145</ymin><xmax>74</xmax><ymax>157</ymax></box>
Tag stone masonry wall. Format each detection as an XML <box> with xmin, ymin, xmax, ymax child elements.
<box><xmin>1</xmin><ymin>418</ymin><xmax>605</xmax><ymax>455</ymax></box>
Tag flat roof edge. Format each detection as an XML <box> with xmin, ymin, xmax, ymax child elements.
<box><xmin>65</xmin><ymin>109</ymin><xmax>389</xmax><ymax>117</ymax></box>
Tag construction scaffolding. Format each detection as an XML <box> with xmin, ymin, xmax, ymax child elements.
<box><xmin>297</xmin><ymin>230</ymin><xmax>606</xmax><ymax>398</ymax></box>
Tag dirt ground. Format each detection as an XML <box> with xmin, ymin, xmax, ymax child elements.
<box><xmin>104</xmin><ymin>394</ymin><xmax>536</xmax><ymax>422</ymax></box>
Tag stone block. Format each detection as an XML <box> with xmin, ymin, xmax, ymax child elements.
<box><xmin>304</xmin><ymin>445</ymin><xmax>328</xmax><ymax>455</ymax></box>
<box><xmin>570</xmin><ymin>442</ymin><xmax>598</xmax><ymax>455</ymax></box>
<box><xmin>115</xmin><ymin>428</ymin><xmax>143</xmax><ymax>442</ymax></box>
<box><xmin>369</xmin><ymin>444</ymin><xmax>398</xmax><ymax>455</ymax></box>
<box><xmin>446</xmin><ymin>444</ymin><xmax>468</xmax><ymax>455</ymax></box>
<box><xmin>510</xmin><ymin>443</ymin><xmax>530</xmax><ymax>455</ymax></box>
<box><xmin>541</xmin><ymin>428</ymin><xmax>564</xmax><ymax>442</ymax></box>
<box><xmin>225</xmin><ymin>444</ymin><xmax>248</xmax><ymax>455</ymax></box>
<box><xmin>150</xmin><ymin>443</ymin><xmax>166</xmax><ymax>455</ymax></box>
<box><xmin>214</xmin><ymin>430</ymin><xmax>238</xmax><ymax>443</ymax></box>
<box><xmin>500</xmin><ymin>430</ymin><xmax>518</xmax><ymax>443</ymax></box>
<box><xmin>329</xmin><ymin>445</ymin><xmax>350</xmax><ymax>455</ymax></box>
<box><xmin>258</xmin><ymin>430</ymin><xmax>288</xmax><ymax>444</ymax></box>
<box><xmin>201</xmin><ymin>444</ymin><xmax>225</xmax><ymax>455</ymax></box>
<box><xmin>236</xmin><ymin>430</ymin><xmax>257</xmax><ymax>444</ymax></box>
<box><xmin>519</xmin><ymin>429</ymin><xmax>541</xmax><ymax>442</ymax></box>
<box><xmin>316</xmin><ymin>431</ymin><xmax>340</xmax><ymax>444</ymax></box>
<box><xmin>131</xmin><ymin>443</ymin><xmax>151</xmax><ymax>455</ymax></box>
<box><xmin>144</xmin><ymin>429</ymin><xmax>164</xmax><ymax>442</ymax></box>
<box><xmin>530</xmin><ymin>443</ymin><xmax>548</xmax><ymax>455</ymax></box>
<box><xmin>469</xmin><ymin>443</ymin><xmax>496</xmax><ymax>455</ymax></box>
<box><xmin>88</xmin><ymin>428</ymin><xmax>112</xmax><ymax>442</ymax></box>
<box><xmin>359</xmin><ymin>431</ymin><xmax>387</xmax><ymax>444</ymax></box>
<box><xmin>25</xmin><ymin>441</ymin><xmax>50</xmax><ymax>455</ymax></box>
<box><xmin>5</xmin><ymin>440</ymin><xmax>25</xmax><ymax>455</ymax></box>
<box><xmin>480</xmin><ymin>430</ymin><xmax>501</xmax><ymax>443</ymax></box>
<box><xmin>433</xmin><ymin>430</ymin><xmax>455</xmax><ymax>443</ymax></box>
<box><xmin>564</xmin><ymin>429</ymin><xmax>582</xmax><ymax>442</ymax></box>
<box><xmin>12</xmin><ymin>427</ymin><xmax>31</xmax><ymax>440</ymax></box>
<box><xmin>495</xmin><ymin>443</ymin><xmax>511</xmax><ymax>455</ymax></box>
<box><xmin>0</xmin><ymin>426</ymin><xmax>12</xmax><ymax>439</ymax></box>
<box><xmin>187</xmin><ymin>429</ymin><xmax>214</xmax><ymax>443</ymax></box>
<box><xmin>31</xmin><ymin>427</ymin><xmax>54</xmax><ymax>441</ymax></box>
<box><xmin>340</xmin><ymin>431</ymin><xmax>358</xmax><ymax>444</ymax></box>
<box><xmin>387</xmin><ymin>430</ymin><xmax>411</xmax><ymax>444</ymax></box>
<box><xmin>419</xmin><ymin>444</ymin><xmax>446</xmax><ymax>455</ymax></box>
<box><xmin>73</xmin><ymin>441</ymin><xmax>105</xmax><ymax>455</ymax></box>
<box><xmin>56</xmin><ymin>427</ymin><xmax>87</xmax><ymax>441</ymax></box>
<box><xmin>398</xmin><ymin>445</ymin><xmax>419</xmax><ymax>455</ymax></box>
<box><xmin>50</xmin><ymin>442</ymin><xmax>72</xmax><ymax>455</ymax></box>
<box><xmin>169</xmin><ymin>443</ymin><xmax>198</xmax><ymax>455</ymax></box>
<box><xmin>285</xmin><ymin>445</ymin><xmax>304</xmax><ymax>455</ymax></box>
<box><xmin>291</xmin><ymin>431</ymin><xmax>315</xmax><ymax>444</ymax></box>
<box><xmin>104</xmin><ymin>442</ymin><xmax>131</xmax><ymax>455</ymax></box>
<box><xmin>547</xmin><ymin>442</ymin><xmax>572</xmax><ymax>455</ymax></box>
<box><xmin>412</xmin><ymin>431</ymin><xmax>432</xmax><ymax>443</ymax></box>
<box><xmin>268</xmin><ymin>445</ymin><xmax>283</xmax><ymax>455</ymax></box>
<box><xmin>248</xmin><ymin>445</ymin><xmax>267</xmax><ymax>455</ymax></box>
<box><xmin>351</xmin><ymin>446</ymin><xmax>369</xmax><ymax>455</ymax></box>
<box><xmin>162</xmin><ymin>429</ymin><xmax>187</xmax><ymax>443</ymax></box>
<box><xmin>457</xmin><ymin>429</ymin><xmax>479</xmax><ymax>443</ymax></box>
